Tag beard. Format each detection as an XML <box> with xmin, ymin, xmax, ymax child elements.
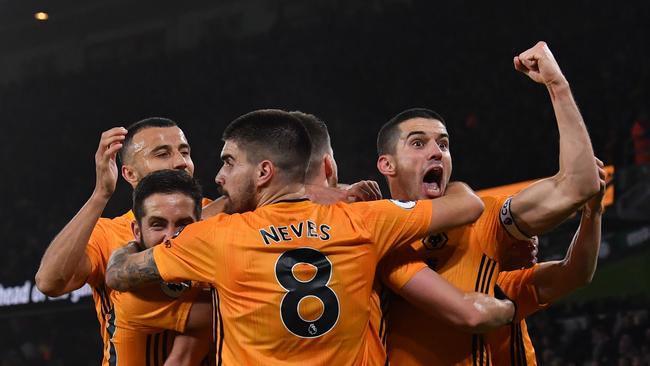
<box><xmin>220</xmin><ymin>178</ymin><xmax>257</xmax><ymax>214</ymax></box>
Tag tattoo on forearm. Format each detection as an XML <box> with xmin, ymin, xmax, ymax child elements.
<box><xmin>107</xmin><ymin>242</ymin><xmax>161</xmax><ymax>291</ymax></box>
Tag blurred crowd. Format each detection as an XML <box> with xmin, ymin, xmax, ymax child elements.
<box><xmin>529</xmin><ymin>297</ymin><xmax>650</xmax><ymax>365</ymax></box>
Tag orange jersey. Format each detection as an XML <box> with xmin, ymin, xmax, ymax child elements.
<box><xmin>109</xmin><ymin>327</ymin><xmax>176</xmax><ymax>366</ymax></box>
<box><xmin>365</xmin><ymin>278</ymin><xmax>390</xmax><ymax>365</ymax></box>
<box><xmin>85</xmin><ymin>198</ymin><xmax>212</xmax><ymax>366</ymax></box>
<box><xmin>487</xmin><ymin>266</ymin><xmax>548</xmax><ymax>366</ymax></box>
<box><xmin>152</xmin><ymin>199</ymin><xmax>433</xmax><ymax>365</ymax></box>
<box><xmin>380</xmin><ymin>195</ymin><xmax>518</xmax><ymax>366</ymax></box>
<box><xmin>86</xmin><ymin>210</ymin><xmax>135</xmax><ymax>366</ymax></box>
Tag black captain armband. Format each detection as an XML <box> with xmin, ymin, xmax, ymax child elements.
<box><xmin>499</xmin><ymin>197</ymin><xmax>532</xmax><ymax>241</ymax></box>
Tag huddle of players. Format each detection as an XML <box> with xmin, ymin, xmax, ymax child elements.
<box><xmin>35</xmin><ymin>41</ymin><xmax>605</xmax><ymax>365</ymax></box>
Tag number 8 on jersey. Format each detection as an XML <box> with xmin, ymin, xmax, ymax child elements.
<box><xmin>275</xmin><ymin>248</ymin><xmax>340</xmax><ymax>338</ymax></box>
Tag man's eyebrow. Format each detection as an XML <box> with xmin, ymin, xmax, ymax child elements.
<box><xmin>221</xmin><ymin>153</ymin><xmax>233</xmax><ymax>161</ymax></box>
<box><xmin>404</xmin><ymin>131</ymin><xmax>450</xmax><ymax>140</ymax></box>
<box><xmin>405</xmin><ymin>131</ymin><xmax>427</xmax><ymax>139</ymax></box>
<box><xmin>151</xmin><ymin>144</ymin><xmax>172</xmax><ymax>153</ymax></box>
<box><xmin>178</xmin><ymin>143</ymin><xmax>190</xmax><ymax>150</ymax></box>
<box><xmin>147</xmin><ymin>216</ymin><xmax>168</xmax><ymax>223</ymax></box>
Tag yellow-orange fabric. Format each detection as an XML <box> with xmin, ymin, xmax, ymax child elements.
<box><xmin>486</xmin><ymin>266</ymin><xmax>548</xmax><ymax>366</ymax></box>
<box><xmin>153</xmin><ymin>199</ymin><xmax>433</xmax><ymax>365</ymax></box>
<box><xmin>380</xmin><ymin>195</ymin><xmax>518</xmax><ymax>366</ymax></box>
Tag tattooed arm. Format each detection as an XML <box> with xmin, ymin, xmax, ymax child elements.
<box><xmin>105</xmin><ymin>242</ymin><xmax>162</xmax><ymax>291</ymax></box>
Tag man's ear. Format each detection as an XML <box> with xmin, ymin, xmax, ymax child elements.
<box><xmin>377</xmin><ymin>155</ymin><xmax>396</xmax><ymax>177</ymax></box>
<box><xmin>131</xmin><ymin>220</ymin><xmax>140</xmax><ymax>242</ymax></box>
<box><xmin>256</xmin><ymin>160</ymin><xmax>275</xmax><ymax>187</ymax></box>
<box><xmin>323</xmin><ymin>154</ymin><xmax>338</xmax><ymax>187</ymax></box>
<box><xmin>122</xmin><ymin>164</ymin><xmax>138</xmax><ymax>188</ymax></box>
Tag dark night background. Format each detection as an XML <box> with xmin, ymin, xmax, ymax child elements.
<box><xmin>1</xmin><ymin>1</ymin><xmax>649</xmax><ymax>364</ymax></box>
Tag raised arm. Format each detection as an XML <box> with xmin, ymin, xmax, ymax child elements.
<box><xmin>509</xmin><ymin>42</ymin><xmax>600</xmax><ymax>236</ymax></box>
<box><xmin>35</xmin><ymin>127</ymin><xmax>127</xmax><ymax>295</ymax></box>
<box><xmin>427</xmin><ymin>181</ymin><xmax>484</xmax><ymax>235</ymax></box>
<box><xmin>531</xmin><ymin>160</ymin><xmax>605</xmax><ymax>303</ymax></box>
<box><xmin>105</xmin><ymin>242</ymin><xmax>162</xmax><ymax>292</ymax></box>
<box><xmin>399</xmin><ymin>267</ymin><xmax>514</xmax><ymax>333</ymax></box>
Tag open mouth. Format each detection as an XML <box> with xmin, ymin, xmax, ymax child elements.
<box><xmin>422</xmin><ymin>167</ymin><xmax>443</xmax><ymax>197</ymax></box>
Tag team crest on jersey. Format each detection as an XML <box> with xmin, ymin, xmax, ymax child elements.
<box><xmin>422</xmin><ymin>233</ymin><xmax>448</xmax><ymax>250</ymax></box>
<box><xmin>389</xmin><ymin>199</ymin><xmax>416</xmax><ymax>209</ymax></box>
<box><xmin>160</xmin><ymin>280</ymin><xmax>191</xmax><ymax>298</ymax></box>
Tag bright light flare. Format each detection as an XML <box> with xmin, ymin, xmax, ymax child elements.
<box><xmin>34</xmin><ymin>12</ymin><xmax>49</xmax><ymax>21</ymax></box>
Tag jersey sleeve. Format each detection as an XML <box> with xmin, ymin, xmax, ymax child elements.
<box><xmin>495</xmin><ymin>265</ymin><xmax>549</xmax><ymax>322</ymax></box>
<box><xmin>474</xmin><ymin>195</ymin><xmax>526</xmax><ymax>261</ymax></box>
<box><xmin>152</xmin><ymin>215</ymin><xmax>227</xmax><ymax>285</ymax></box>
<box><xmin>355</xmin><ymin>199</ymin><xmax>433</xmax><ymax>260</ymax></box>
<box><xmin>378</xmin><ymin>243</ymin><xmax>429</xmax><ymax>292</ymax></box>
<box><xmin>85</xmin><ymin>220</ymin><xmax>112</xmax><ymax>287</ymax></box>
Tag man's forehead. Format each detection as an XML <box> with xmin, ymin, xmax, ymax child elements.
<box><xmin>398</xmin><ymin>118</ymin><xmax>448</xmax><ymax>137</ymax></box>
<box><xmin>143</xmin><ymin>192</ymin><xmax>195</xmax><ymax>214</ymax></box>
<box><xmin>220</xmin><ymin>140</ymin><xmax>244</xmax><ymax>158</ymax></box>
<box><xmin>132</xmin><ymin>126</ymin><xmax>188</xmax><ymax>148</ymax></box>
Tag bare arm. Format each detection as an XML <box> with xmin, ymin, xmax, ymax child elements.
<box><xmin>35</xmin><ymin>127</ymin><xmax>127</xmax><ymax>296</ymax></box>
<box><xmin>510</xmin><ymin>42</ymin><xmax>599</xmax><ymax>236</ymax></box>
<box><xmin>201</xmin><ymin>196</ymin><xmax>226</xmax><ymax>219</ymax></box>
<box><xmin>105</xmin><ymin>242</ymin><xmax>162</xmax><ymax>292</ymax></box>
<box><xmin>532</xmin><ymin>162</ymin><xmax>605</xmax><ymax>303</ymax></box>
<box><xmin>399</xmin><ymin>267</ymin><xmax>514</xmax><ymax>333</ymax></box>
<box><xmin>427</xmin><ymin>181</ymin><xmax>484</xmax><ymax>235</ymax></box>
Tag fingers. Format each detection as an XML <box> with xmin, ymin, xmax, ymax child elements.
<box><xmin>595</xmin><ymin>157</ymin><xmax>604</xmax><ymax>168</ymax></box>
<box><xmin>513</xmin><ymin>56</ymin><xmax>527</xmax><ymax>73</ymax></box>
<box><xmin>367</xmin><ymin>180</ymin><xmax>383</xmax><ymax>200</ymax></box>
<box><xmin>347</xmin><ymin>180</ymin><xmax>382</xmax><ymax>202</ymax></box>
<box><xmin>97</xmin><ymin>127</ymin><xmax>127</xmax><ymax>158</ymax></box>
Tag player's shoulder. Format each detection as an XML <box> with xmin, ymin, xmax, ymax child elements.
<box><xmin>93</xmin><ymin>211</ymin><xmax>134</xmax><ymax>242</ymax></box>
<box><xmin>349</xmin><ymin>198</ymin><xmax>425</xmax><ymax>211</ymax></box>
<box><xmin>497</xmin><ymin>263</ymin><xmax>539</xmax><ymax>284</ymax></box>
<box><xmin>478</xmin><ymin>194</ymin><xmax>510</xmax><ymax>213</ymax></box>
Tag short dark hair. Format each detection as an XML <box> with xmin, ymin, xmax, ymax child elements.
<box><xmin>118</xmin><ymin>117</ymin><xmax>178</xmax><ymax>164</ymax></box>
<box><xmin>133</xmin><ymin>169</ymin><xmax>203</xmax><ymax>223</ymax></box>
<box><xmin>222</xmin><ymin>109</ymin><xmax>312</xmax><ymax>182</ymax></box>
<box><xmin>376</xmin><ymin>108</ymin><xmax>446</xmax><ymax>155</ymax></box>
<box><xmin>289</xmin><ymin>111</ymin><xmax>331</xmax><ymax>181</ymax></box>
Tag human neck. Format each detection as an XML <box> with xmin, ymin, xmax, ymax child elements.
<box><xmin>257</xmin><ymin>182</ymin><xmax>307</xmax><ymax>208</ymax></box>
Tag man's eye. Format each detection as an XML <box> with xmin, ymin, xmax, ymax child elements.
<box><xmin>411</xmin><ymin>140</ymin><xmax>424</xmax><ymax>148</ymax></box>
<box><xmin>439</xmin><ymin>142</ymin><xmax>449</xmax><ymax>150</ymax></box>
<box><xmin>156</xmin><ymin>151</ymin><xmax>170</xmax><ymax>158</ymax></box>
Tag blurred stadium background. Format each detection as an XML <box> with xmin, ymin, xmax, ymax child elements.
<box><xmin>1</xmin><ymin>1</ymin><xmax>649</xmax><ymax>365</ymax></box>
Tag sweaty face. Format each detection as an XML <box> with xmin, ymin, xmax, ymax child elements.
<box><xmin>214</xmin><ymin>140</ymin><xmax>258</xmax><ymax>214</ymax></box>
<box><xmin>136</xmin><ymin>192</ymin><xmax>198</xmax><ymax>249</ymax></box>
<box><xmin>388</xmin><ymin>118</ymin><xmax>452</xmax><ymax>200</ymax></box>
<box><xmin>126</xmin><ymin>127</ymin><xmax>195</xmax><ymax>183</ymax></box>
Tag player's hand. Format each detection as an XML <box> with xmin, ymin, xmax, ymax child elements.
<box><xmin>500</xmin><ymin>236</ymin><xmax>538</xmax><ymax>271</ymax></box>
<box><xmin>94</xmin><ymin>127</ymin><xmax>127</xmax><ymax>200</ymax></box>
<box><xmin>585</xmin><ymin>157</ymin><xmax>607</xmax><ymax>215</ymax></box>
<box><xmin>513</xmin><ymin>41</ymin><xmax>567</xmax><ymax>88</ymax></box>
<box><xmin>344</xmin><ymin>180</ymin><xmax>382</xmax><ymax>202</ymax></box>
